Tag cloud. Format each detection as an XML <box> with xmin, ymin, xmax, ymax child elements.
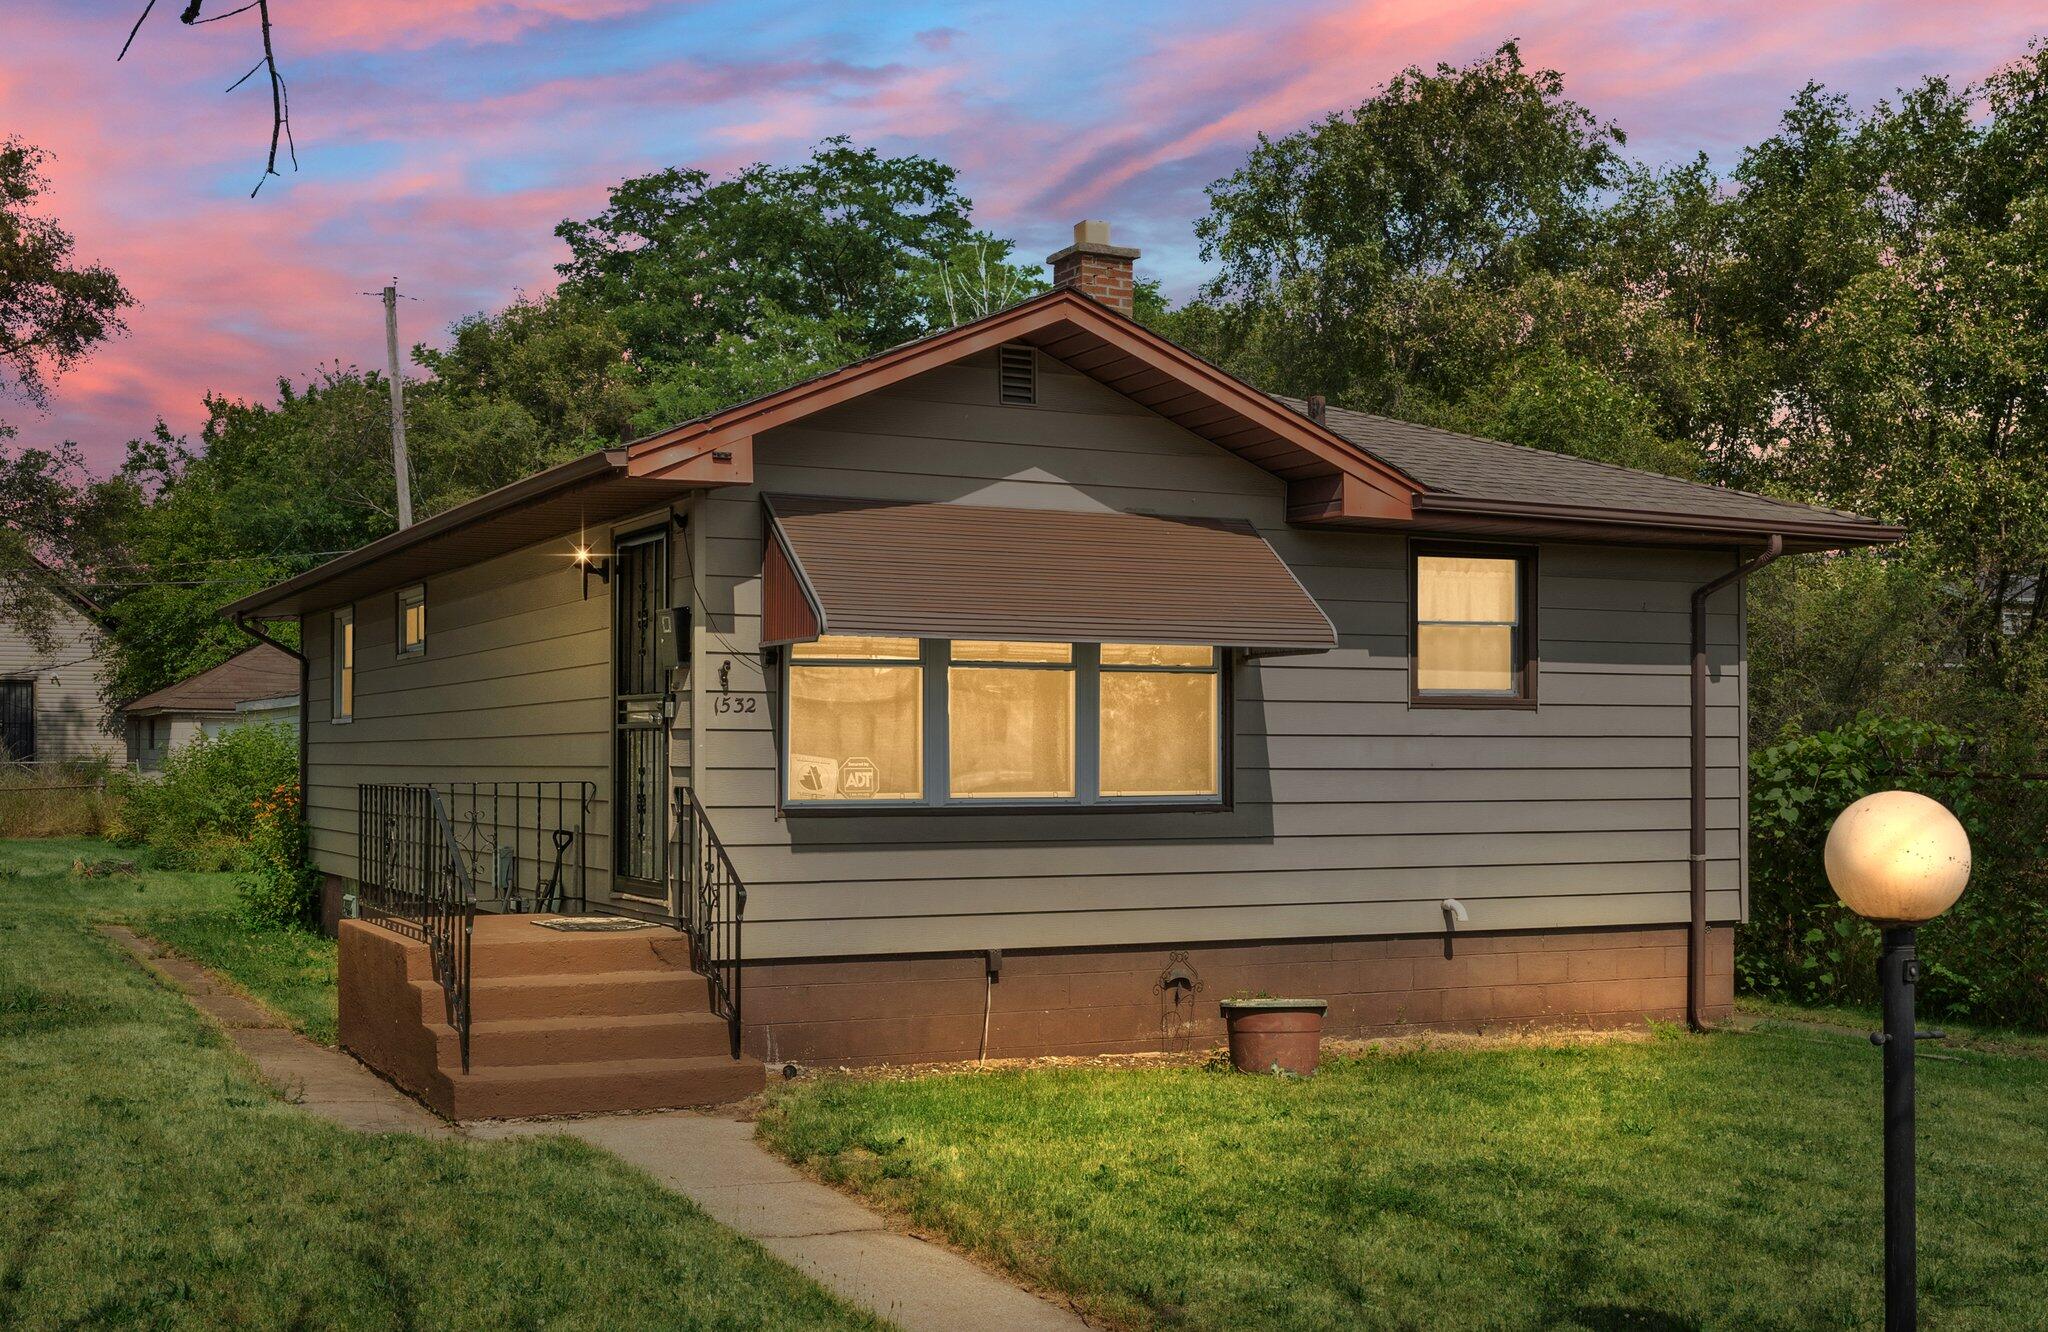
<box><xmin>7</xmin><ymin>0</ymin><xmax>2046</xmax><ymax>470</ymax></box>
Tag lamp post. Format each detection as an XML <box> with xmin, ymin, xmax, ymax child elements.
<box><xmin>1822</xmin><ymin>790</ymin><xmax>1973</xmax><ymax>1332</ymax></box>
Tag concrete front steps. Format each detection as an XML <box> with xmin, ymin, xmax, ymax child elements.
<box><xmin>339</xmin><ymin>914</ymin><xmax>764</xmax><ymax>1120</ymax></box>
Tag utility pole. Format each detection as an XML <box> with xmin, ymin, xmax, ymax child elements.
<box><xmin>382</xmin><ymin>280</ymin><xmax>415</xmax><ymax>529</ymax></box>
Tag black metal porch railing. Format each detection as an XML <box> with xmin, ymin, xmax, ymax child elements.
<box><xmin>357</xmin><ymin>783</ymin><xmax>477</xmax><ymax>1072</ymax></box>
<box><xmin>675</xmin><ymin>783</ymin><xmax>746</xmax><ymax>1058</ymax></box>
<box><xmin>431</xmin><ymin>781</ymin><xmax>597</xmax><ymax>915</ymax></box>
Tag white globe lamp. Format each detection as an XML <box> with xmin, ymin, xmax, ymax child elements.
<box><xmin>1823</xmin><ymin>789</ymin><xmax>1971</xmax><ymax>1332</ymax></box>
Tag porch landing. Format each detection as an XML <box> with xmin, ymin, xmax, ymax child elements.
<box><xmin>339</xmin><ymin>915</ymin><xmax>765</xmax><ymax>1119</ymax></box>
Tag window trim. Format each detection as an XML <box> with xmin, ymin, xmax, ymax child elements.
<box><xmin>396</xmin><ymin>583</ymin><xmax>426</xmax><ymax>658</ymax></box>
<box><xmin>1407</xmin><ymin>539</ymin><xmax>1538</xmax><ymax>710</ymax></box>
<box><xmin>331</xmin><ymin>606</ymin><xmax>355</xmax><ymax>723</ymax></box>
<box><xmin>777</xmin><ymin>639</ymin><xmax>1233</xmax><ymax>815</ymax></box>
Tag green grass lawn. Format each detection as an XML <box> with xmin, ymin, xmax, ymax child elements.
<box><xmin>762</xmin><ymin>1028</ymin><xmax>2048</xmax><ymax>1330</ymax></box>
<box><xmin>0</xmin><ymin>837</ymin><xmax>883</xmax><ymax>1330</ymax></box>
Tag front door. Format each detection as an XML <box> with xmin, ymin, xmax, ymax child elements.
<box><xmin>613</xmin><ymin>527</ymin><xmax>669</xmax><ymax>901</ymax></box>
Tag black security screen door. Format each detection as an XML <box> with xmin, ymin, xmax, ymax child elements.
<box><xmin>0</xmin><ymin>682</ymin><xmax>32</xmax><ymax>762</ymax></box>
<box><xmin>613</xmin><ymin>528</ymin><xmax>669</xmax><ymax>897</ymax></box>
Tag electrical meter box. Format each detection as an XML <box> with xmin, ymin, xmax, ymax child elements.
<box><xmin>655</xmin><ymin>607</ymin><xmax>688</xmax><ymax>671</ymax></box>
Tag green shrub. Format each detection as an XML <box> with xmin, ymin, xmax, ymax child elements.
<box><xmin>1744</xmin><ymin>714</ymin><xmax>2048</xmax><ymax>1027</ymax></box>
<box><xmin>236</xmin><ymin>779</ymin><xmax>319</xmax><ymax>929</ymax></box>
<box><xmin>111</xmin><ymin>724</ymin><xmax>299</xmax><ymax>870</ymax></box>
<box><xmin>0</xmin><ymin>758</ymin><xmax>122</xmax><ymax>838</ymax></box>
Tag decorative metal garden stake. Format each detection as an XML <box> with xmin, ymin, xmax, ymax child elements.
<box><xmin>1823</xmin><ymin>791</ymin><xmax>1973</xmax><ymax>1332</ymax></box>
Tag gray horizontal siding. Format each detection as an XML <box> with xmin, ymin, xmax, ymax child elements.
<box><xmin>679</xmin><ymin>350</ymin><xmax>1755</xmax><ymax>959</ymax></box>
<box><xmin>304</xmin><ymin>535</ymin><xmax>627</xmax><ymax>888</ymax></box>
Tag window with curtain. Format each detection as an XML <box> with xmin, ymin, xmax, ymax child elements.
<box><xmin>948</xmin><ymin>641</ymin><xmax>1075</xmax><ymax>798</ymax></box>
<box><xmin>781</xmin><ymin>637</ymin><xmax>1225</xmax><ymax>808</ymax></box>
<box><xmin>397</xmin><ymin>584</ymin><xmax>426</xmax><ymax>656</ymax></box>
<box><xmin>1412</xmin><ymin>547</ymin><xmax>1531</xmax><ymax>700</ymax></box>
<box><xmin>786</xmin><ymin>636</ymin><xmax>925</xmax><ymax>801</ymax></box>
<box><xmin>332</xmin><ymin>607</ymin><xmax>355</xmax><ymax>720</ymax></box>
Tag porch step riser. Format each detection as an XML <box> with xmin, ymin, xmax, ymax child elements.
<box><xmin>342</xmin><ymin>917</ymin><xmax>763</xmax><ymax>1119</ymax></box>
<box><xmin>411</xmin><ymin>972</ymin><xmax>712</xmax><ymax>1024</ymax></box>
<box><xmin>441</xmin><ymin>1017</ymin><xmax>738</xmax><ymax>1067</ymax></box>
<box><xmin>437</xmin><ymin>1058</ymin><xmax>766</xmax><ymax>1119</ymax></box>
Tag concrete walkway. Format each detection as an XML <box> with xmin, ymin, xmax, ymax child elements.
<box><xmin>105</xmin><ymin>924</ymin><xmax>1087</xmax><ymax>1329</ymax></box>
<box><xmin>100</xmin><ymin>925</ymin><xmax>452</xmax><ymax>1137</ymax></box>
<box><xmin>472</xmin><ymin>1112</ymin><xmax>1091</xmax><ymax>1332</ymax></box>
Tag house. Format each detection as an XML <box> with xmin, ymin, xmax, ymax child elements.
<box><xmin>121</xmin><ymin>643</ymin><xmax>302</xmax><ymax>772</ymax></box>
<box><xmin>225</xmin><ymin>220</ymin><xmax>1902</xmax><ymax>1119</ymax></box>
<box><xmin>0</xmin><ymin>556</ymin><xmax>122</xmax><ymax>766</ymax></box>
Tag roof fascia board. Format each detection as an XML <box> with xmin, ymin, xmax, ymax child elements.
<box><xmin>1409</xmin><ymin>492</ymin><xmax>1905</xmax><ymax>545</ymax></box>
<box><xmin>222</xmin><ymin>450</ymin><xmax>641</xmax><ymax>620</ymax></box>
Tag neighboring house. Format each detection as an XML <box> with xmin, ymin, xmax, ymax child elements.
<box><xmin>0</xmin><ymin>557</ymin><xmax>122</xmax><ymax>765</ymax></box>
<box><xmin>122</xmin><ymin>643</ymin><xmax>302</xmax><ymax>771</ymax></box>
<box><xmin>227</xmin><ymin>220</ymin><xmax>1903</xmax><ymax>1119</ymax></box>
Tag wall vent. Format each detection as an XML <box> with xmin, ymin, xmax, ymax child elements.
<box><xmin>997</xmin><ymin>344</ymin><xmax>1037</xmax><ymax>406</ymax></box>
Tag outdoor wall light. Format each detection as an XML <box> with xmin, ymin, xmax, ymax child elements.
<box><xmin>571</xmin><ymin>542</ymin><xmax>611</xmax><ymax>598</ymax></box>
<box><xmin>1824</xmin><ymin>790</ymin><xmax>1972</xmax><ymax>1331</ymax></box>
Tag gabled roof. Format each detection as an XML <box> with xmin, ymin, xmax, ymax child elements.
<box><xmin>228</xmin><ymin>284</ymin><xmax>1902</xmax><ymax>623</ymax></box>
<box><xmin>7</xmin><ymin>548</ymin><xmax>105</xmax><ymax>623</ymax></box>
<box><xmin>624</xmin><ymin>287</ymin><xmax>1418</xmax><ymax>523</ymax></box>
<box><xmin>124</xmin><ymin>643</ymin><xmax>300</xmax><ymax>715</ymax></box>
<box><xmin>624</xmin><ymin>285</ymin><xmax>1898</xmax><ymax>550</ymax></box>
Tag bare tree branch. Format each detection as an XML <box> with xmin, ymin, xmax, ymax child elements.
<box><xmin>118</xmin><ymin>0</ymin><xmax>296</xmax><ymax>197</ymax></box>
<box><xmin>116</xmin><ymin>0</ymin><xmax>159</xmax><ymax>60</ymax></box>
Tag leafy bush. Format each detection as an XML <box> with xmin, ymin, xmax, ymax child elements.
<box><xmin>0</xmin><ymin>758</ymin><xmax>121</xmax><ymax>838</ymax></box>
<box><xmin>236</xmin><ymin>780</ymin><xmax>319</xmax><ymax>929</ymax></box>
<box><xmin>1744</xmin><ymin>714</ymin><xmax>2048</xmax><ymax>1027</ymax></box>
<box><xmin>110</xmin><ymin>724</ymin><xmax>298</xmax><ymax>870</ymax></box>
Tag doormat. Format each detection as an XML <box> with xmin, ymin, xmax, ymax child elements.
<box><xmin>533</xmin><ymin>917</ymin><xmax>656</xmax><ymax>932</ymax></box>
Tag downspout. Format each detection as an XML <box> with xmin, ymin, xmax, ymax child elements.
<box><xmin>1688</xmin><ymin>535</ymin><xmax>1782</xmax><ymax>1031</ymax></box>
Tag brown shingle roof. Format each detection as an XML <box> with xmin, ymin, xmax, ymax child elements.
<box><xmin>124</xmin><ymin>644</ymin><xmax>299</xmax><ymax>715</ymax></box>
<box><xmin>1275</xmin><ymin>396</ymin><xmax>1885</xmax><ymax>533</ymax></box>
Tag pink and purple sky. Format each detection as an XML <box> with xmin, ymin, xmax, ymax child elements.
<box><xmin>6</xmin><ymin>1</ymin><xmax>2043</xmax><ymax>471</ymax></box>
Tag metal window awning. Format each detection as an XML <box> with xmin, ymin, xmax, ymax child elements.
<box><xmin>762</xmin><ymin>495</ymin><xmax>1337</xmax><ymax>654</ymax></box>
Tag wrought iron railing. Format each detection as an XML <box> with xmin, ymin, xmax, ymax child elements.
<box><xmin>675</xmin><ymin>783</ymin><xmax>746</xmax><ymax>1058</ymax></box>
<box><xmin>430</xmin><ymin>781</ymin><xmax>597</xmax><ymax>915</ymax></box>
<box><xmin>357</xmin><ymin>783</ymin><xmax>477</xmax><ymax>1072</ymax></box>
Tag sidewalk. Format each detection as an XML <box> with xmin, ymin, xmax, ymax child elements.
<box><xmin>472</xmin><ymin>1112</ymin><xmax>1091</xmax><ymax>1332</ymax></box>
<box><xmin>100</xmin><ymin>924</ymin><xmax>452</xmax><ymax>1137</ymax></box>
<box><xmin>106</xmin><ymin>924</ymin><xmax>1088</xmax><ymax>1330</ymax></box>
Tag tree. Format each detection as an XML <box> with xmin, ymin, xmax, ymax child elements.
<box><xmin>557</xmin><ymin>138</ymin><xmax>983</xmax><ymax>369</ymax></box>
<box><xmin>1161</xmin><ymin>43</ymin><xmax>1705</xmax><ymax>475</ymax></box>
<box><xmin>1</xmin><ymin>138</ymin><xmax>134</xmax><ymax>647</ymax></box>
<box><xmin>1185</xmin><ymin>42</ymin><xmax>1626</xmax><ymax>407</ymax></box>
<box><xmin>0</xmin><ymin>139</ymin><xmax>132</xmax><ymax>438</ymax></box>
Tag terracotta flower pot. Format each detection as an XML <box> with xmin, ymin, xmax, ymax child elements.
<box><xmin>1220</xmin><ymin>998</ymin><xmax>1327</xmax><ymax>1075</ymax></box>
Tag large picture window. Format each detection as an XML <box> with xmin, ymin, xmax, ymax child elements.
<box><xmin>1411</xmin><ymin>544</ymin><xmax>1534</xmax><ymax>704</ymax></box>
<box><xmin>783</xmin><ymin>637</ymin><xmax>1225</xmax><ymax>809</ymax></box>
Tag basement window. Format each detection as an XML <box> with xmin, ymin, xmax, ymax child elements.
<box><xmin>997</xmin><ymin>344</ymin><xmax>1037</xmax><ymax>406</ymax></box>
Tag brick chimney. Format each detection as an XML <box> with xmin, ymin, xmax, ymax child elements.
<box><xmin>1046</xmin><ymin>219</ymin><xmax>1140</xmax><ymax>316</ymax></box>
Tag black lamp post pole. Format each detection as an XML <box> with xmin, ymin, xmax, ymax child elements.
<box><xmin>1879</xmin><ymin>925</ymin><xmax>1918</xmax><ymax>1332</ymax></box>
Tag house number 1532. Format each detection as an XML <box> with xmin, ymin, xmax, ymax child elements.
<box><xmin>714</xmin><ymin>696</ymin><xmax>757</xmax><ymax>714</ymax></box>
